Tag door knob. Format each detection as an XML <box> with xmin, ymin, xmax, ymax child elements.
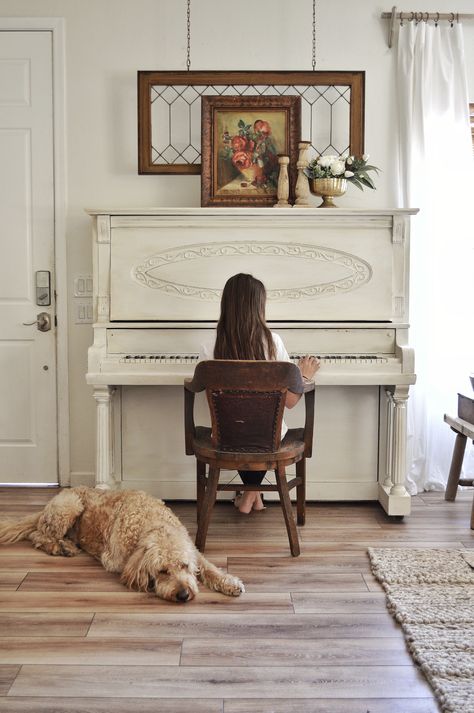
<box><xmin>22</xmin><ymin>312</ymin><xmax>52</xmax><ymax>332</ymax></box>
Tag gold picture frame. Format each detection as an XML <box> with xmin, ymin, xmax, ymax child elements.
<box><xmin>201</xmin><ymin>95</ymin><xmax>301</xmax><ymax>207</ymax></box>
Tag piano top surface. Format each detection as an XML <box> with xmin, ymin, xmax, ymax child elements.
<box><xmin>93</xmin><ymin>321</ymin><xmax>411</xmax><ymax>329</ymax></box>
<box><xmin>86</xmin><ymin>207</ymin><xmax>419</xmax><ymax>216</ymax></box>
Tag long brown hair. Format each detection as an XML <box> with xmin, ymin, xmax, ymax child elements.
<box><xmin>214</xmin><ymin>273</ymin><xmax>276</xmax><ymax>360</ymax></box>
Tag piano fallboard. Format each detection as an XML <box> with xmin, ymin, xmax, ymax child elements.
<box><xmin>102</xmin><ymin>209</ymin><xmax>415</xmax><ymax>323</ymax></box>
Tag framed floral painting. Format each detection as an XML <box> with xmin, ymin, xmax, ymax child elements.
<box><xmin>201</xmin><ymin>95</ymin><xmax>301</xmax><ymax>207</ymax></box>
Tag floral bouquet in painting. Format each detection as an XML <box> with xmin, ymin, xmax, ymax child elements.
<box><xmin>221</xmin><ymin>119</ymin><xmax>279</xmax><ymax>190</ymax></box>
<box><xmin>304</xmin><ymin>154</ymin><xmax>380</xmax><ymax>190</ymax></box>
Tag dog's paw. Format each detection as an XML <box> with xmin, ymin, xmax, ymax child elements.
<box><xmin>58</xmin><ymin>539</ymin><xmax>80</xmax><ymax>557</ymax></box>
<box><xmin>34</xmin><ymin>541</ymin><xmax>62</xmax><ymax>556</ymax></box>
<box><xmin>218</xmin><ymin>573</ymin><xmax>245</xmax><ymax>597</ymax></box>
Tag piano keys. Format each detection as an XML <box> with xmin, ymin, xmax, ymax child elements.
<box><xmin>86</xmin><ymin>208</ymin><xmax>417</xmax><ymax>516</ymax></box>
<box><xmin>95</xmin><ymin>348</ymin><xmax>409</xmax><ymax>385</ymax></box>
<box><xmin>89</xmin><ymin>325</ymin><xmax>415</xmax><ymax>386</ymax></box>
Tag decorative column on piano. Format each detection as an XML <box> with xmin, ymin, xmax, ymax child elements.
<box><xmin>382</xmin><ymin>389</ymin><xmax>394</xmax><ymax>490</ymax></box>
<box><xmin>93</xmin><ymin>386</ymin><xmax>116</xmax><ymax>489</ymax></box>
<box><xmin>92</xmin><ymin>213</ymin><xmax>116</xmax><ymax>488</ymax></box>
<box><xmin>390</xmin><ymin>385</ymin><xmax>410</xmax><ymax>497</ymax></box>
<box><xmin>94</xmin><ymin>214</ymin><xmax>111</xmax><ymax>323</ymax></box>
<box><xmin>379</xmin><ymin>385</ymin><xmax>411</xmax><ymax>515</ymax></box>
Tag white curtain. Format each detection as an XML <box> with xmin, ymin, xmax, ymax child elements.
<box><xmin>397</xmin><ymin>20</ymin><xmax>474</xmax><ymax>493</ymax></box>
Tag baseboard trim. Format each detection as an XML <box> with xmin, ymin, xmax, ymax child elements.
<box><xmin>70</xmin><ymin>472</ymin><xmax>96</xmax><ymax>487</ymax></box>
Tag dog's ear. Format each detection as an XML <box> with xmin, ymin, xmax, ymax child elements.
<box><xmin>121</xmin><ymin>546</ymin><xmax>166</xmax><ymax>591</ymax></box>
<box><xmin>120</xmin><ymin>547</ymin><xmax>159</xmax><ymax>591</ymax></box>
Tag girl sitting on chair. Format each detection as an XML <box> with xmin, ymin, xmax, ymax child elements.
<box><xmin>199</xmin><ymin>272</ymin><xmax>320</xmax><ymax>514</ymax></box>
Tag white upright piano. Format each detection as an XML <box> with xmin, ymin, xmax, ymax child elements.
<box><xmin>86</xmin><ymin>208</ymin><xmax>417</xmax><ymax>516</ymax></box>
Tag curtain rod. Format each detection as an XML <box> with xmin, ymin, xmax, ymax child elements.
<box><xmin>382</xmin><ymin>6</ymin><xmax>474</xmax><ymax>47</ymax></box>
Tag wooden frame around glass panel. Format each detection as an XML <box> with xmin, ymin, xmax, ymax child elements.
<box><xmin>137</xmin><ymin>70</ymin><xmax>365</xmax><ymax>175</ymax></box>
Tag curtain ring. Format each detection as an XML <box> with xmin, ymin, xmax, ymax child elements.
<box><xmin>423</xmin><ymin>12</ymin><xmax>429</xmax><ymax>22</ymax></box>
<box><xmin>435</xmin><ymin>12</ymin><xmax>440</xmax><ymax>27</ymax></box>
<box><xmin>450</xmin><ymin>12</ymin><xmax>455</xmax><ymax>27</ymax></box>
<box><xmin>400</xmin><ymin>11</ymin><xmax>404</xmax><ymax>26</ymax></box>
<box><xmin>409</xmin><ymin>11</ymin><xmax>415</xmax><ymax>22</ymax></box>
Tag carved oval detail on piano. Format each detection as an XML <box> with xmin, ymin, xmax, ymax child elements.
<box><xmin>133</xmin><ymin>241</ymin><xmax>372</xmax><ymax>301</ymax></box>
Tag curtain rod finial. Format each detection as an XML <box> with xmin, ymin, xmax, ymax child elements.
<box><xmin>389</xmin><ymin>6</ymin><xmax>397</xmax><ymax>48</ymax></box>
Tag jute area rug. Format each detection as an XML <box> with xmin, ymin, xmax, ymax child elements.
<box><xmin>368</xmin><ymin>548</ymin><xmax>474</xmax><ymax>713</ymax></box>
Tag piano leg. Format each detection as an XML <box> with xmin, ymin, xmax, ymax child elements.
<box><xmin>382</xmin><ymin>390</ymin><xmax>394</xmax><ymax>491</ymax></box>
<box><xmin>378</xmin><ymin>386</ymin><xmax>411</xmax><ymax>517</ymax></box>
<box><xmin>93</xmin><ymin>386</ymin><xmax>116</xmax><ymax>490</ymax></box>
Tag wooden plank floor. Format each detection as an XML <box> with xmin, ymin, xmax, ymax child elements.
<box><xmin>0</xmin><ymin>487</ymin><xmax>473</xmax><ymax>712</ymax></box>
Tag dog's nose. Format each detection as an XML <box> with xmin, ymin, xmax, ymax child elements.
<box><xmin>176</xmin><ymin>588</ymin><xmax>190</xmax><ymax>602</ymax></box>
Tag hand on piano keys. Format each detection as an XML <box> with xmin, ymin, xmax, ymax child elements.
<box><xmin>297</xmin><ymin>355</ymin><xmax>321</xmax><ymax>381</ymax></box>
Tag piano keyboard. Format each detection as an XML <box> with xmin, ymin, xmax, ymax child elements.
<box><xmin>82</xmin><ymin>352</ymin><xmax>413</xmax><ymax>387</ymax></box>
<box><xmin>119</xmin><ymin>354</ymin><xmax>389</xmax><ymax>365</ymax></box>
<box><xmin>96</xmin><ymin>328</ymin><xmax>413</xmax><ymax>387</ymax></box>
<box><xmin>121</xmin><ymin>354</ymin><xmax>199</xmax><ymax>364</ymax></box>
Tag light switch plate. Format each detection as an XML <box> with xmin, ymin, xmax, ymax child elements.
<box><xmin>73</xmin><ymin>274</ymin><xmax>93</xmax><ymax>297</ymax></box>
<box><xmin>75</xmin><ymin>299</ymin><xmax>93</xmax><ymax>324</ymax></box>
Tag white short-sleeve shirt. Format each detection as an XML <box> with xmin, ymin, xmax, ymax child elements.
<box><xmin>198</xmin><ymin>331</ymin><xmax>291</xmax><ymax>437</ymax></box>
<box><xmin>198</xmin><ymin>331</ymin><xmax>290</xmax><ymax>363</ymax></box>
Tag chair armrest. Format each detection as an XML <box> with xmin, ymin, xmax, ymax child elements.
<box><xmin>184</xmin><ymin>386</ymin><xmax>196</xmax><ymax>455</ymax></box>
<box><xmin>303</xmin><ymin>383</ymin><xmax>315</xmax><ymax>457</ymax></box>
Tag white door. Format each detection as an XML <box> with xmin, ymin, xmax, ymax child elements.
<box><xmin>0</xmin><ymin>31</ymin><xmax>57</xmax><ymax>483</ymax></box>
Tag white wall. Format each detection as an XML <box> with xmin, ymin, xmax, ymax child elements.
<box><xmin>0</xmin><ymin>0</ymin><xmax>473</xmax><ymax>481</ymax></box>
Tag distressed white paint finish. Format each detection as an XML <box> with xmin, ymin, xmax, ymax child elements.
<box><xmin>293</xmin><ymin>142</ymin><xmax>312</xmax><ymax>208</ymax></box>
<box><xmin>93</xmin><ymin>386</ymin><xmax>115</xmax><ymax>490</ymax></box>
<box><xmin>274</xmin><ymin>155</ymin><xmax>290</xmax><ymax>208</ymax></box>
<box><xmin>104</xmin><ymin>209</ymin><xmax>413</xmax><ymax>323</ymax></box>
<box><xmin>119</xmin><ymin>384</ymin><xmax>379</xmax><ymax>500</ymax></box>
<box><xmin>0</xmin><ymin>31</ymin><xmax>57</xmax><ymax>483</ymax></box>
<box><xmin>390</xmin><ymin>385</ymin><xmax>410</xmax><ymax>497</ymax></box>
<box><xmin>86</xmin><ymin>208</ymin><xmax>416</xmax><ymax>514</ymax></box>
<box><xmin>377</xmin><ymin>385</ymin><xmax>411</xmax><ymax>516</ymax></box>
<box><xmin>383</xmin><ymin>390</ymin><xmax>394</xmax><ymax>489</ymax></box>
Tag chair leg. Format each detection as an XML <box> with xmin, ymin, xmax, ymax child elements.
<box><xmin>296</xmin><ymin>458</ymin><xmax>306</xmax><ymax>526</ymax></box>
<box><xmin>195</xmin><ymin>466</ymin><xmax>220</xmax><ymax>552</ymax></box>
<box><xmin>445</xmin><ymin>433</ymin><xmax>467</xmax><ymax>501</ymax></box>
<box><xmin>196</xmin><ymin>460</ymin><xmax>206</xmax><ymax>523</ymax></box>
<box><xmin>275</xmin><ymin>464</ymin><xmax>300</xmax><ymax>557</ymax></box>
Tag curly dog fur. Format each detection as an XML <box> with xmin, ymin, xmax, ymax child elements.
<box><xmin>0</xmin><ymin>487</ymin><xmax>244</xmax><ymax>602</ymax></box>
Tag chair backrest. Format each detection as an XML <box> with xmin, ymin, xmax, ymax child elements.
<box><xmin>190</xmin><ymin>360</ymin><xmax>304</xmax><ymax>452</ymax></box>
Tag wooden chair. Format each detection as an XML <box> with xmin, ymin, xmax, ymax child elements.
<box><xmin>184</xmin><ymin>360</ymin><xmax>315</xmax><ymax>556</ymax></box>
<box><xmin>444</xmin><ymin>393</ymin><xmax>474</xmax><ymax>529</ymax></box>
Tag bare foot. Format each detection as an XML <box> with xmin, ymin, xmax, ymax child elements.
<box><xmin>236</xmin><ymin>492</ymin><xmax>256</xmax><ymax>514</ymax></box>
<box><xmin>252</xmin><ymin>494</ymin><xmax>266</xmax><ymax>511</ymax></box>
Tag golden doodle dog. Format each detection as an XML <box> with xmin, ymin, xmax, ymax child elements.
<box><xmin>0</xmin><ymin>487</ymin><xmax>244</xmax><ymax>602</ymax></box>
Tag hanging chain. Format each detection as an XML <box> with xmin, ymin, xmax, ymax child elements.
<box><xmin>186</xmin><ymin>0</ymin><xmax>191</xmax><ymax>71</ymax></box>
<box><xmin>312</xmin><ymin>0</ymin><xmax>316</xmax><ymax>70</ymax></box>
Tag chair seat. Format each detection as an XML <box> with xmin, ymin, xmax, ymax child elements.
<box><xmin>192</xmin><ymin>426</ymin><xmax>305</xmax><ymax>469</ymax></box>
